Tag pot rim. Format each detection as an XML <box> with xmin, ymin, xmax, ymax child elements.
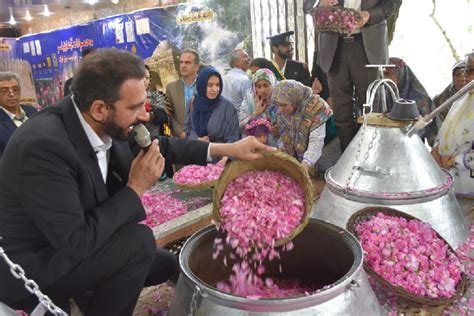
<box><xmin>178</xmin><ymin>219</ymin><xmax>365</xmax><ymax>310</ymax></box>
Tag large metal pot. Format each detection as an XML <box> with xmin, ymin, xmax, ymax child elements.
<box><xmin>169</xmin><ymin>219</ymin><xmax>382</xmax><ymax>315</ymax></box>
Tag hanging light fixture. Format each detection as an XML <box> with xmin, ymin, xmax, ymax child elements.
<box><xmin>25</xmin><ymin>9</ymin><xmax>33</xmax><ymax>21</ymax></box>
<box><xmin>8</xmin><ymin>7</ymin><xmax>17</xmax><ymax>25</ymax></box>
<box><xmin>41</xmin><ymin>4</ymin><xmax>52</xmax><ymax>17</ymax></box>
<box><xmin>88</xmin><ymin>0</ymin><xmax>98</xmax><ymax>5</ymax></box>
<box><xmin>111</xmin><ymin>0</ymin><xmax>119</xmax><ymax>4</ymax></box>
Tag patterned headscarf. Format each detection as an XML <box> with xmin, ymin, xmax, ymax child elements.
<box><xmin>272</xmin><ymin>80</ymin><xmax>332</xmax><ymax>161</ymax></box>
<box><xmin>240</xmin><ymin>68</ymin><xmax>278</xmax><ymax>125</ymax></box>
<box><xmin>252</xmin><ymin>68</ymin><xmax>277</xmax><ymax>88</ymax></box>
<box><xmin>192</xmin><ymin>67</ymin><xmax>222</xmax><ymax>137</ymax></box>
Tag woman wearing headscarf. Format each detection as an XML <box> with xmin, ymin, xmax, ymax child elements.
<box><xmin>433</xmin><ymin>60</ymin><xmax>466</xmax><ymax>122</ymax></box>
<box><xmin>383</xmin><ymin>57</ymin><xmax>438</xmax><ymax>144</ymax></box>
<box><xmin>239</xmin><ymin>69</ymin><xmax>278</xmax><ymax>128</ymax></box>
<box><xmin>184</xmin><ymin>67</ymin><xmax>239</xmax><ymax>145</ymax></box>
<box><xmin>272</xmin><ymin>80</ymin><xmax>333</xmax><ymax>172</ymax></box>
<box><xmin>240</xmin><ymin>69</ymin><xmax>279</xmax><ymax>146</ymax></box>
<box><xmin>431</xmin><ymin>53</ymin><xmax>474</xmax><ymax>200</ymax></box>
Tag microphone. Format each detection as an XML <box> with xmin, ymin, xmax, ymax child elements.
<box><xmin>132</xmin><ymin>123</ymin><xmax>151</xmax><ymax>150</ymax></box>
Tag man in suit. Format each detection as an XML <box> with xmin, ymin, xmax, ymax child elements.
<box><xmin>268</xmin><ymin>31</ymin><xmax>312</xmax><ymax>87</ymax></box>
<box><xmin>0</xmin><ymin>48</ymin><xmax>273</xmax><ymax>315</ymax></box>
<box><xmin>165</xmin><ymin>48</ymin><xmax>200</xmax><ymax>138</ymax></box>
<box><xmin>310</xmin><ymin>0</ymin><xmax>402</xmax><ymax>151</ymax></box>
<box><xmin>0</xmin><ymin>71</ymin><xmax>37</xmax><ymax>157</ymax></box>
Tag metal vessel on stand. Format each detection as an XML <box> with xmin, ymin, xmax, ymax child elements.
<box><xmin>312</xmin><ymin>79</ymin><xmax>472</xmax><ymax>249</ymax></box>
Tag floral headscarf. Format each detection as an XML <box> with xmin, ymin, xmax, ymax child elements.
<box><xmin>252</xmin><ymin>68</ymin><xmax>277</xmax><ymax>87</ymax></box>
<box><xmin>272</xmin><ymin>80</ymin><xmax>332</xmax><ymax>161</ymax></box>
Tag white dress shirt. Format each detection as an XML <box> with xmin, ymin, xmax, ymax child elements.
<box><xmin>72</xmin><ymin>96</ymin><xmax>112</xmax><ymax>183</ymax></box>
<box><xmin>221</xmin><ymin>68</ymin><xmax>252</xmax><ymax>111</ymax></box>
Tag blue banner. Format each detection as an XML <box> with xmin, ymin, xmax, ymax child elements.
<box><xmin>18</xmin><ymin>4</ymin><xmax>250</xmax><ymax>107</ymax></box>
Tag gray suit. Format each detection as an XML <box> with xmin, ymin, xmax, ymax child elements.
<box><xmin>165</xmin><ymin>80</ymin><xmax>186</xmax><ymax>137</ymax></box>
<box><xmin>316</xmin><ymin>0</ymin><xmax>402</xmax><ymax>150</ymax></box>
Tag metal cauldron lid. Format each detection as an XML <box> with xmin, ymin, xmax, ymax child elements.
<box><xmin>325</xmin><ymin>125</ymin><xmax>452</xmax><ymax>200</ymax></box>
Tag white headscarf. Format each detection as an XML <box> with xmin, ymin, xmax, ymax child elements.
<box><xmin>438</xmin><ymin>93</ymin><xmax>474</xmax><ymax>156</ymax></box>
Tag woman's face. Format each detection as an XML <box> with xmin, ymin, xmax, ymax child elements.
<box><xmin>144</xmin><ymin>69</ymin><xmax>151</xmax><ymax>90</ymax></box>
<box><xmin>255</xmin><ymin>79</ymin><xmax>272</xmax><ymax>100</ymax></box>
<box><xmin>275</xmin><ymin>101</ymin><xmax>295</xmax><ymax>115</ymax></box>
<box><xmin>453</xmin><ymin>68</ymin><xmax>466</xmax><ymax>91</ymax></box>
<box><xmin>249</xmin><ymin>65</ymin><xmax>260</xmax><ymax>74</ymax></box>
<box><xmin>206</xmin><ymin>75</ymin><xmax>220</xmax><ymax>100</ymax></box>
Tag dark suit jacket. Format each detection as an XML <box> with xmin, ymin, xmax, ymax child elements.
<box><xmin>318</xmin><ymin>0</ymin><xmax>402</xmax><ymax>73</ymax></box>
<box><xmin>284</xmin><ymin>59</ymin><xmax>313</xmax><ymax>87</ymax></box>
<box><xmin>0</xmin><ymin>96</ymin><xmax>208</xmax><ymax>304</ymax></box>
<box><xmin>0</xmin><ymin>104</ymin><xmax>37</xmax><ymax>157</ymax></box>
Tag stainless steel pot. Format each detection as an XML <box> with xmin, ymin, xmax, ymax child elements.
<box><xmin>169</xmin><ymin>219</ymin><xmax>382</xmax><ymax>316</ymax></box>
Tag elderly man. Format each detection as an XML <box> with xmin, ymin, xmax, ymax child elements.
<box><xmin>0</xmin><ymin>71</ymin><xmax>37</xmax><ymax>157</ymax></box>
<box><xmin>0</xmin><ymin>48</ymin><xmax>273</xmax><ymax>315</ymax></box>
<box><xmin>165</xmin><ymin>48</ymin><xmax>200</xmax><ymax>138</ymax></box>
<box><xmin>221</xmin><ymin>49</ymin><xmax>252</xmax><ymax>110</ymax></box>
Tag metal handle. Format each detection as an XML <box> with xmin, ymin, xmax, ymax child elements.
<box><xmin>348</xmin><ymin>280</ymin><xmax>360</xmax><ymax>291</ymax></box>
<box><xmin>353</xmin><ymin>164</ymin><xmax>392</xmax><ymax>176</ymax></box>
<box><xmin>406</xmin><ymin>80</ymin><xmax>474</xmax><ymax>136</ymax></box>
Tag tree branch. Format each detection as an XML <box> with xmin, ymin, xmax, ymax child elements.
<box><xmin>430</xmin><ymin>0</ymin><xmax>460</xmax><ymax>60</ymax></box>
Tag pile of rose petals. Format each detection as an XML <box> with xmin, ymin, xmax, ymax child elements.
<box><xmin>356</xmin><ymin>213</ymin><xmax>464</xmax><ymax>299</ymax></box>
<box><xmin>219</xmin><ymin>170</ymin><xmax>305</xmax><ymax>255</ymax></box>
<box><xmin>214</xmin><ymin>170</ymin><xmax>309</xmax><ymax>298</ymax></box>
<box><xmin>174</xmin><ymin>163</ymin><xmax>224</xmax><ymax>186</ymax></box>
<box><xmin>140</xmin><ymin>191</ymin><xmax>187</xmax><ymax>227</ymax></box>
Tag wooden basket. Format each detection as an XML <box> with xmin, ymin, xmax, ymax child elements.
<box><xmin>346</xmin><ymin>206</ymin><xmax>468</xmax><ymax>306</ymax></box>
<box><xmin>213</xmin><ymin>151</ymin><xmax>314</xmax><ymax>247</ymax></box>
<box><xmin>310</xmin><ymin>6</ymin><xmax>362</xmax><ymax>36</ymax></box>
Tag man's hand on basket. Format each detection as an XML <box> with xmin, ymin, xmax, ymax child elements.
<box><xmin>209</xmin><ymin>136</ymin><xmax>276</xmax><ymax>161</ymax></box>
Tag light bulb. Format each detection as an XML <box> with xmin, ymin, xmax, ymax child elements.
<box><xmin>42</xmin><ymin>4</ymin><xmax>52</xmax><ymax>17</ymax></box>
<box><xmin>25</xmin><ymin>9</ymin><xmax>33</xmax><ymax>21</ymax></box>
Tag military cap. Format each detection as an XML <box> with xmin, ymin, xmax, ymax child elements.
<box><xmin>267</xmin><ymin>31</ymin><xmax>294</xmax><ymax>46</ymax></box>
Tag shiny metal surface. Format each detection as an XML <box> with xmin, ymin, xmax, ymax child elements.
<box><xmin>327</xmin><ymin>126</ymin><xmax>449</xmax><ymax>195</ymax></box>
<box><xmin>314</xmin><ymin>125</ymin><xmax>469</xmax><ymax>249</ymax></box>
<box><xmin>169</xmin><ymin>220</ymin><xmax>382</xmax><ymax>316</ymax></box>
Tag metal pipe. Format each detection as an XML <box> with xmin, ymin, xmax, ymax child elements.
<box><xmin>406</xmin><ymin>80</ymin><xmax>474</xmax><ymax>136</ymax></box>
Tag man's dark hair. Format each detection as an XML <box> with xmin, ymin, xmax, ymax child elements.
<box><xmin>82</xmin><ymin>48</ymin><xmax>96</xmax><ymax>58</ymax></box>
<box><xmin>71</xmin><ymin>48</ymin><xmax>146</xmax><ymax>111</ymax></box>
<box><xmin>180</xmin><ymin>48</ymin><xmax>200</xmax><ymax>65</ymax></box>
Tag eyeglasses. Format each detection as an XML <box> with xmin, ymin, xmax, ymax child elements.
<box><xmin>464</xmin><ymin>68</ymin><xmax>474</xmax><ymax>76</ymax></box>
<box><xmin>0</xmin><ymin>87</ymin><xmax>21</xmax><ymax>95</ymax></box>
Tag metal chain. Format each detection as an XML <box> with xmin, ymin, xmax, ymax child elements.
<box><xmin>188</xmin><ymin>286</ymin><xmax>199</xmax><ymax>316</ymax></box>
<box><xmin>344</xmin><ymin>105</ymin><xmax>371</xmax><ymax>192</ymax></box>
<box><xmin>344</xmin><ymin>78</ymin><xmax>387</xmax><ymax>191</ymax></box>
<box><xmin>0</xmin><ymin>245</ymin><xmax>67</xmax><ymax>316</ymax></box>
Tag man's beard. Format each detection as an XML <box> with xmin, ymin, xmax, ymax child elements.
<box><xmin>102</xmin><ymin>111</ymin><xmax>129</xmax><ymax>141</ymax></box>
<box><xmin>277</xmin><ymin>49</ymin><xmax>293</xmax><ymax>60</ymax></box>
